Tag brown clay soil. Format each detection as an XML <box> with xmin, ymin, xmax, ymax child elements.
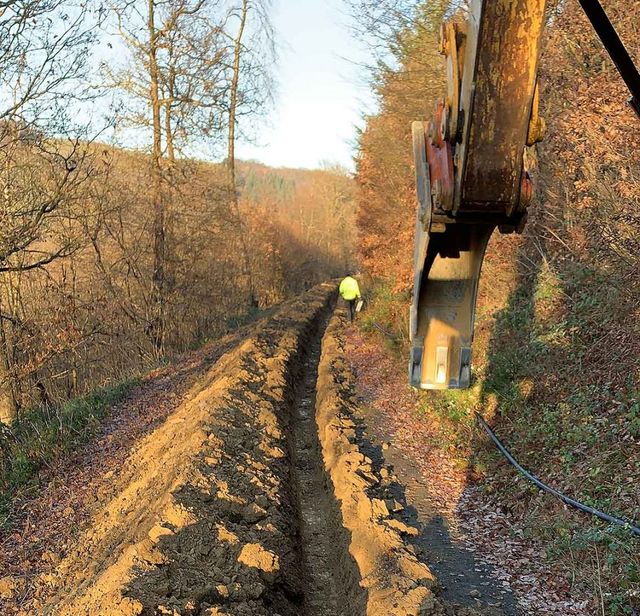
<box><xmin>0</xmin><ymin>285</ymin><xmax>539</xmax><ymax>616</ymax></box>
<box><xmin>0</xmin><ymin>321</ymin><xmax>258</xmax><ymax>610</ymax></box>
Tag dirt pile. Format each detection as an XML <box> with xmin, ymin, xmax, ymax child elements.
<box><xmin>25</xmin><ymin>285</ymin><xmax>334</xmax><ymax>616</ymax></box>
<box><xmin>0</xmin><ymin>326</ymin><xmax>253</xmax><ymax>606</ymax></box>
<box><xmin>316</xmin><ymin>312</ymin><xmax>490</xmax><ymax>616</ymax></box>
<box><xmin>1</xmin><ymin>284</ymin><xmax>509</xmax><ymax>616</ymax></box>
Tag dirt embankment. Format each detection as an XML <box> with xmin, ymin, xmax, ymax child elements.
<box><xmin>316</xmin><ymin>312</ymin><xmax>437</xmax><ymax>615</ymax></box>
<box><xmin>2</xmin><ymin>285</ymin><xmax>503</xmax><ymax>616</ymax></box>
<box><xmin>14</xmin><ymin>285</ymin><xmax>337</xmax><ymax>615</ymax></box>
<box><xmin>0</xmin><ymin>325</ymin><xmax>257</xmax><ymax>600</ymax></box>
<box><xmin>316</xmin><ymin>312</ymin><xmax>493</xmax><ymax>616</ymax></box>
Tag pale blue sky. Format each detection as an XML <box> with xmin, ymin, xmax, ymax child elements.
<box><xmin>236</xmin><ymin>0</ymin><xmax>375</xmax><ymax>170</ymax></box>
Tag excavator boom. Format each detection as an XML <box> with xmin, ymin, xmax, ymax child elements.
<box><xmin>410</xmin><ymin>0</ymin><xmax>640</xmax><ymax>389</ymax></box>
<box><xmin>409</xmin><ymin>0</ymin><xmax>548</xmax><ymax>389</ymax></box>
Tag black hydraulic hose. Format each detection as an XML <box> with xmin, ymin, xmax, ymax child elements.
<box><xmin>577</xmin><ymin>0</ymin><xmax>640</xmax><ymax>118</ymax></box>
<box><xmin>475</xmin><ymin>412</ymin><xmax>640</xmax><ymax>537</ymax></box>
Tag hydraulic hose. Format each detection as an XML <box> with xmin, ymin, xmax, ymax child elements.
<box><xmin>364</xmin><ymin>317</ymin><xmax>639</xmax><ymax>535</ymax></box>
<box><xmin>475</xmin><ymin>412</ymin><xmax>640</xmax><ymax>537</ymax></box>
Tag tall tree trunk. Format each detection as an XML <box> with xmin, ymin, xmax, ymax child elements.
<box><xmin>0</xmin><ymin>295</ymin><xmax>18</xmax><ymax>424</ymax></box>
<box><xmin>148</xmin><ymin>0</ymin><xmax>166</xmax><ymax>357</ymax></box>
<box><xmin>165</xmin><ymin>106</ymin><xmax>175</xmax><ymax>165</ymax></box>
<box><xmin>165</xmin><ymin>63</ymin><xmax>176</xmax><ymax>165</ymax></box>
<box><xmin>163</xmin><ymin>68</ymin><xmax>176</xmax><ymax>341</ymax></box>
<box><xmin>228</xmin><ymin>0</ymin><xmax>256</xmax><ymax>306</ymax></box>
<box><xmin>0</xmin><ymin>160</ymin><xmax>18</xmax><ymax>423</ymax></box>
<box><xmin>227</xmin><ymin>0</ymin><xmax>248</xmax><ymax>198</ymax></box>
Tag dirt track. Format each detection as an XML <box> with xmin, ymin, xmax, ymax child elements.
<box><xmin>1</xmin><ymin>285</ymin><xmax>500</xmax><ymax>615</ymax></box>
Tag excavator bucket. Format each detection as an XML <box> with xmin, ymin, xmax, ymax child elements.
<box><xmin>409</xmin><ymin>0</ymin><xmax>548</xmax><ymax>389</ymax></box>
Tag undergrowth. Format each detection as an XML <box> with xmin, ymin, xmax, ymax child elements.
<box><xmin>224</xmin><ymin>304</ymin><xmax>265</xmax><ymax>332</ymax></box>
<box><xmin>358</xmin><ymin>279</ymin><xmax>410</xmax><ymax>355</ymax></box>
<box><xmin>0</xmin><ymin>379</ymin><xmax>137</xmax><ymax>522</ymax></box>
<box><xmin>362</xmin><ymin>253</ymin><xmax>639</xmax><ymax>613</ymax></box>
<box><xmin>474</xmin><ymin>257</ymin><xmax>639</xmax><ymax>614</ymax></box>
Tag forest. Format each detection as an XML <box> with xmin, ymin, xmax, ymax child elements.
<box><xmin>0</xmin><ymin>1</ymin><xmax>356</xmax><ymax>424</ymax></box>
<box><xmin>0</xmin><ymin>0</ymin><xmax>638</xmax><ymax>614</ymax></box>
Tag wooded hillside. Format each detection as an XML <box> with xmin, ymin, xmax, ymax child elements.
<box><xmin>352</xmin><ymin>0</ymin><xmax>639</xmax><ymax>612</ymax></box>
<box><xmin>0</xmin><ymin>148</ymin><xmax>355</xmax><ymax>423</ymax></box>
<box><xmin>0</xmin><ymin>1</ymin><xmax>357</xmax><ymax>424</ymax></box>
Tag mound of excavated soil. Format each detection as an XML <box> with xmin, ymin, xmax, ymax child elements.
<box><xmin>316</xmin><ymin>312</ymin><xmax>438</xmax><ymax>615</ymax></box>
<box><xmin>3</xmin><ymin>284</ymin><xmax>496</xmax><ymax>616</ymax></box>
<box><xmin>26</xmin><ymin>285</ymin><xmax>335</xmax><ymax>616</ymax></box>
<box><xmin>316</xmin><ymin>312</ymin><xmax>489</xmax><ymax>616</ymax></box>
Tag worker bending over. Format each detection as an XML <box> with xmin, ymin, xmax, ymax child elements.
<box><xmin>339</xmin><ymin>274</ymin><xmax>361</xmax><ymax>322</ymax></box>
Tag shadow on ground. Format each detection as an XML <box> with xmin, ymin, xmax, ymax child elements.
<box><xmin>356</xmin><ymin>411</ymin><xmax>517</xmax><ymax>615</ymax></box>
<box><xmin>123</xmin><ymin>309</ymin><xmax>366</xmax><ymax>616</ymax></box>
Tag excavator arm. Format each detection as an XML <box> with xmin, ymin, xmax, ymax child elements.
<box><xmin>410</xmin><ymin>0</ymin><xmax>547</xmax><ymax>389</ymax></box>
<box><xmin>409</xmin><ymin>0</ymin><xmax>640</xmax><ymax>390</ymax></box>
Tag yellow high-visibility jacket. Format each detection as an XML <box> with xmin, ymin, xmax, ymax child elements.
<box><xmin>339</xmin><ymin>276</ymin><xmax>361</xmax><ymax>301</ymax></box>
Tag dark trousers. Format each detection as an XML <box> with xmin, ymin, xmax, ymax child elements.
<box><xmin>346</xmin><ymin>298</ymin><xmax>356</xmax><ymax>322</ymax></box>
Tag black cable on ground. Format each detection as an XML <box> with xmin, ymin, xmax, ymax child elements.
<box><xmin>475</xmin><ymin>412</ymin><xmax>640</xmax><ymax>537</ymax></box>
<box><xmin>371</xmin><ymin>321</ymin><xmax>396</xmax><ymax>339</ymax></box>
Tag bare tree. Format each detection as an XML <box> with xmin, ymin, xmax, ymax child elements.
<box><xmin>224</xmin><ymin>0</ymin><xmax>275</xmax><ymax>190</ymax></box>
<box><xmin>344</xmin><ymin>0</ymin><xmax>454</xmax><ymax>81</ymax></box>
<box><xmin>226</xmin><ymin>0</ymin><xmax>248</xmax><ymax>196</ymax></box>
<box><xmin>0</xmin><ymin>0</ymin><xmax>99</xmax><ymax>422</ymax></box>
<box><xmin>108</xmin><ymin>0</ymin><xmax>232</xmax><ymax>355</ymax></box>
<box><xmin>223</xmin><ymin>0</ymin><xmax>275</xmax><ymax>305</ymax></box>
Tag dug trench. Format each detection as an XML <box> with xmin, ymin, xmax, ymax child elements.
<box><xmin>2</xmin><ymin>284</ymin><xmax>501</xmax><ymax>615</ymax></box>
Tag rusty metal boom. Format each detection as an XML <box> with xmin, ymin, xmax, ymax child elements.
<box><xmin>409</xmin><ymin>0</ymin><xmax>548</xmax><ymax>389</ymax></box>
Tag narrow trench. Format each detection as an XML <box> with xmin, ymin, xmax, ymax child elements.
<box><xmin>288</xmin><ymin>316</ymin><xmax>362</xmax><ymax>616</ymax></box>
